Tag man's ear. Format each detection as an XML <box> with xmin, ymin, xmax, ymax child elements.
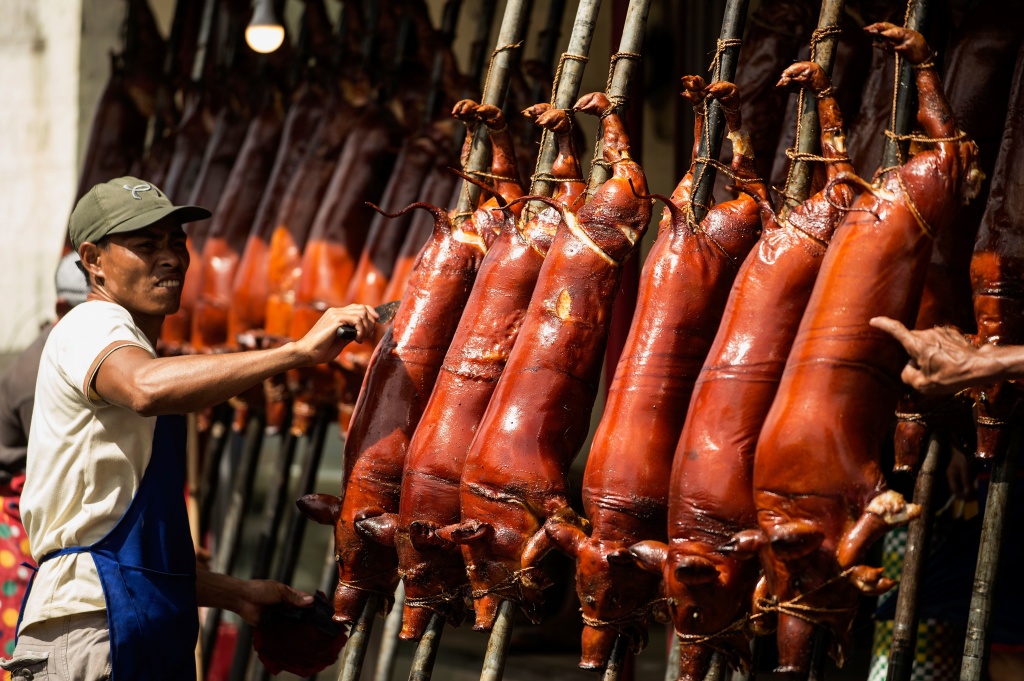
<box><xmin>79</xmin><ymin>243</ymin><xmax>104</xmax><ymax>287</ymax></box>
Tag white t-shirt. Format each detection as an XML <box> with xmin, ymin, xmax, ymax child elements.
<box><xmin>19</xmin><ymin>301</ymin><xmax>156</xmax><ymax>632</ymax></box>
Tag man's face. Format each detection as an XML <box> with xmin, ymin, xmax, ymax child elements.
<box><xmin>91</xmin><ymin>218</ymin><xmax>190</xmax><ymax>317</ymax></box>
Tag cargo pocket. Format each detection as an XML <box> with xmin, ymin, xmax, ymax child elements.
<box><xmin>0</xmin><ymin>651</ymin><xmax>49</xmax><ymax>679</ymax></box>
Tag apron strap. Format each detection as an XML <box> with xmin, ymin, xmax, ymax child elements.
<box><xmin>15</xmin><ymin>545</ymin><xmax>92</xmax><ymax>643</ymax></box>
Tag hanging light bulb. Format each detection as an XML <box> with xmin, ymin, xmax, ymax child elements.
<box><xmin>245</xmin><ymin>0</ymin><xmax>284</xmax><ymax>54</ymax></box>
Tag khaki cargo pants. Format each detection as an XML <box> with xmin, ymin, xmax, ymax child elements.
<box><xmin>1</xmin><ymin>612</ymin><xmax>110</xmax><ymax>680</ymax></box>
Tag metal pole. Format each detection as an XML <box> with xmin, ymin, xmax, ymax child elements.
<box><xmin>782</xmin><ymin>0</ymin><xmax>845</xmax><ymax>210</ymax></box>
<box><xmin>339</xmin><ymin>594</ymin><xmax>385</xmax><ymax>681</ymax></box>
<box><xmin>586</xmin><ymin>0</ymin><xmax>653</xmax><ymax>193</ymax></box>
<box><xmin>665</xmin><ymin>633</ymin><xmax>680</xmax><ymax>681</ymax></box>
<box><xmin>455</xmin><ymin>0</ymin><xmax>531</xmax><ymax>217</ymax></box>
<box><xmin>688</xmin><ymin>0</ymin><xmax>750</xmax><ymax>224</ymax></box>
<box><xmin>479</xmin><ymin>599</ymin><xmax>516</xmax><ymax>681</ymax></box>
<box><xmin>373</xmin><ymin>583</ymin><xmax>406</xmax><ymax>681</ymax></box>
<box><xmin>529</xmin><ymin>0</ymin><xmax>603</xmax><ymax>198</ymax></box>
<box><xmin>602</xmin><ymin>636</ymin><xmax>628</xmax><ymax>681</ymax></box>
<box><xmin>960</xmin><ymin>429</ymin><xmax>1020</xmax><ymax>681</ymax></box>
<box><xmin>886</xmin><ymin>436</ymin><xmax>943</xmax><ymax>681</ymax></box>
<box><xmin>880</xmin><ymin>0</ymin><xmax>930</xmax><ymax>170</ymax></box>
<box><xmin>201</xmin><ymin>414</ymin><xmax>265</xmax><ymax>672</ymax></box>
<box><xmin>703</xmin><ymin>652</ymin><xmax>726</xmax><ymax>681</ymax></box>
<box><xmin>407</xmin><ymin>611</ymin><xmax>445</xmax><ymax>681</ymax></box>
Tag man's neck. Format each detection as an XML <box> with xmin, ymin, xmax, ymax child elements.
<box><xmin>85</xmin><ymin>291</ymin><xmax>164</xmax><ymax>347</ymax></box>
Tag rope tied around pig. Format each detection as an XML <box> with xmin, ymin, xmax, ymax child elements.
<box><xmin>470</xmin><ymin>566</ymin><xmax>543</xmax><ymax>603</ymax></box>
<box><xmin>580</xmin><ymin>597</ymin><xmax>671</xmax><ymax>633</ymax></box>
<box><xmin>586</xmin><ymin>52</ymin><xmax>643</xmax><ymax>182</ymax></box>
<box><xmin>404</xmin><ymin>587</ymin><xmax>468</xmax><ymax>619</ymax></box>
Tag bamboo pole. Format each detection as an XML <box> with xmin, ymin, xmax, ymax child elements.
<box><xmin>339</xmin><ymin>594</ymin><xmax>385</xmax><ymax>681</ymax></box>
<box><xmin>960</xmin><ymin>427</ymin><xmax>1020</xmax><ymax>681</ymax></box>
<box><xmin>373</xmin><ymin>583</ymin><xmax>406</xmax><ymax>681</ymax></box>
<box><xmin>688</xmin><ymin>0</ymin><xmax>750</xmax><ymax>224</ymax></box>
<box><xmin>529</xmin><ymin>0</ymin><xmax>603</xmax><ymax>199</ymax></box>
<box><xmin>479</xmin><ymin>600</ymin><xmax>516</xmax><ymax>681</ymax></box>
<box><xmin>586</xmin><ymin>0</ymin><xmax>652</xmax><ymax>194</ymax></box>
<box><xmin>880</xmin><ymin>0</ymin><xmax>930</xmax><ymax>170</ymax></box>
<box><xmin>528</xmin><ymin>0</ymin><xmax>569</xmax><ymax>104</ymax></box>
<box><xmin>781</xmin><ymin>0</ymin><xmax>846</xmax><ymax>212</ymax></box>
<box><xmin>455</xmin><ymin>0</ymin><xmax>531</xmax><ymax>217</ymax></box>
<box><xmin>407</xmin><ymin>611</ymin><xmax>445</xmax><ymax>681</ymax></box>
<box><xmin>664</xmin><ymin>632</ymin><xmax>680</xmax><ymax>681</ymax></box>
<box><xmin>886</xmin><ymin>436</ymin><xmax>942</xmax><ymax>681</ymax></box>
<box><xmin>703</xmin><ymin>653</ymin><xmax>725</xmax><ymax>681</ymax></box>
<box><xmin>601</xmin><ymin>636</ymin><xmax>628</xmax><ymax>681</ymax></box>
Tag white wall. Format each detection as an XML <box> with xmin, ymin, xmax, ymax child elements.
<box><xmin>0</xmin><ymin>0</ymin><xmax>83</xmax><ymax>352</ymax></box>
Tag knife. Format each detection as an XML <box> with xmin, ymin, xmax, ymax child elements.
<box><xmin>336</xmin><ymin>300</ymin><xmax>401</xmax><ymax>340</ymax></box>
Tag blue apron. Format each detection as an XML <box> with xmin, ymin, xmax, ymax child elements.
<box><xmin>18</xmin><ymin>414</ymin><xmax>198</xmax><ymax>680</ymax></box>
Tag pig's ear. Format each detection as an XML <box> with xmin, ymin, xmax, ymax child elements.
<box><xmin>629</xmin><ymin>540</ymin><xmax>668</xmax><ymax>575</ymax></box>
<box><xmin>296</xmin><ymin>493</ymin><xmax>342</xmax><ymax>525</ymax></box>
<box><xmin>768</xmin><ymin>520</ymin><xmax>824</xmax><ymax>560</ymax></box>
<box><xmin>605</xmin><ymin>547</ymin><xmax>634</xmax><ymax>565</ymax></box>
<box><xmin>544</xmin><ymin>517</ymin><xmax>587</xmax><ymax>560</ymax></box>
<box><xmin>354</xmin><ymin>511</ymin><xmax>398</xmax><ymax>547</ymax></box>
<box><xmin>437</xmin><ymin>520</ymin><xmax>493</xmax><ymax>545</ymax></box>
<box><xmin>673</xmin><ymin>555</ymin><xmax>720</xmax><ymax>585</ymax></box>
<box><xmin>719</xmin><ymin>528</ymin><xmax>768</xmax><ymax>558</ymax></box>
<box><xmin>409</xmin><ymin>520</ymin><xmax>455</xmax><ymax>552</ymax></box>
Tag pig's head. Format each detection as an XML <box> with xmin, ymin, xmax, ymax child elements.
<box><xmin>393</xmin><ymin>520</ymin><xmax>468</xmax><ymax>640</ymax></box>
<box><xmin>546</xmin><ymin>518</ymin><xmax>663</xmax><ymax>670</ymax></box>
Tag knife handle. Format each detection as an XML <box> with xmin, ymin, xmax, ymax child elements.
<box><xmin>336</xmin><ymin>325</ymin><xmax>358</xmax><ymax>341</ymax></box>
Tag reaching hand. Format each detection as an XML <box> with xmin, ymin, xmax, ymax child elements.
<box><xmin>294</xmin><ymin>304</ymin><xmax>380</xmax><ymax>366</ymax></box>
<box><xmin>237</xmin><ymin>579</ymin><xmax>314</xmax><ymax>626</ymax></box>
<box><xmin>869</xmin><ymin>316</ymin><xmax>993</xmax><ymax>394</ymax></box>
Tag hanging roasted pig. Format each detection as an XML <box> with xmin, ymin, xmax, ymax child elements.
<box><xmin>295</xmin><ymin>101</ymin><xmax>514</xmax><ymax>624</ymax></box>
<box><xmin>393</xmin><ymin>102</ymin><xmax>577</xmax><ymax>641</ymax></box>
<box><xmin>438</xmin><ymin>92</ymin><xmax>652</xmax><ymax>631</ymax></box>
<box><xmin>541</xmin><ymin>77</ymin><xmax>766</xmax><ymax>671</ymax></box>
<box><xmin>752</xmin><ymin>25</ymin><xmax>982</xmax><ymax>673</ymax></box>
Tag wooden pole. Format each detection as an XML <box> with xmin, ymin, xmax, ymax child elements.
<box><xmin>886</xmin><ymin>436</ymin><xmax>942</xmax><ymax>681</ymax></box>
<box><xmin>959</xmin><ymin>428</ymin><xmax>1020</xmax><ymax>681</ymax></box>
<box><xmin>455</xmin><ymin>0</ymin><xmax>531</xmax><ymax>217</ymax></box>
<box><xmin>586</xmin><ymin>0</ymin><xmax>652</xmax><ymax>193</ymax></box>
<box><xmin>529</xmin><ymin>0</ymin><xmax>603</xmax><ymax>199</ymax></box>
<box><xmin>601</xmin><ymin>636</ymin><xmax>628</xmax><ymax>681</ymax></box>
<box><xmin>373</xmin><ymin>583</ymin><xmax>406</xmax><ymax>681</ymax></box>
<box><xmin>407</xmin><ymin>612</ymin><xmax>445</xmax><ymax>681</ymax></box>
<box><xmin>688</xmin><ymin>0</ymin><xmax>750</xmax><ymax>224</ymax></box>
<box><xmin>479</xmin><ymin>600</ymin><xmax>516</xmax><ymax>681</ymax></box>
<box><xmin>528</xmin><ymin>0</ymin><xmax>569</xmax><ymax>104</ymax></box>
<box><xmin>781</xmin><ymin>0</ymin><xmax>846</xmax><ymax>212</ymax></box>
<box><xmin>880</xmin><ymin>0</ymin><xmax>930</xmax><ymax>170</ymax></box>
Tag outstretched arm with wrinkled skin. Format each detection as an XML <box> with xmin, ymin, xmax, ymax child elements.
<box><xmin>870</xmin><ymin>316</ymin><xmax>1024</xmax><ymax>394</ymax></box>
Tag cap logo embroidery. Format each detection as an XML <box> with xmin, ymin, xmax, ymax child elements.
<box><xmin>123</xmin><ymin>183</ymin><xmax>155</xmax><ymax>200</ymax></box>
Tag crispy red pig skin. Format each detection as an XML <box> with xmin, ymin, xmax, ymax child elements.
<box><xmin>295</xmin><ymin>100</ymin><xmax>520</xmax><ymax>623</ymax></box>
<box><xmin>297</xmin><ymin>200</ymin><xmax>494</xmax><ymax>623</ymax></box>
<box><xmin>228</xmin><ymin>82</ymin><xmax>327</xmax><ymax>348</ymax></box>
<box><xmin>543</xmin><ymin>77</ymin><xmax>766</xmax><ymax>671</ymax></box>
<box><xmin>630</xmin><ymin>65</ymin><xmax>856</xmax><ymax>680</ymax></box>
<box><xmin>969</xmin><ymin>43</ymin><xmax>1024</xmax><ymax>461</ymax></box>
<box><xmin>440</xmin><ymin>92</ymin><xmax>652</xmax><ymax>632</ymax></box>
<box><xmin>394</xmin><ymin>105</ymin><xmax>573</xmax><ymax>641</ymax></box>
<box><xmin>753</xmin><ymin>26</ymin><xmax>978</xmax><ymax>673</ymax></box>
<box><xmin>191</xmin><ymin>96</ymin><xmax>285</xmax><ymax>352</ymax></box>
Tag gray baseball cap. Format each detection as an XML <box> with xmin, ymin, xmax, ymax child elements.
<box><xmin>69</xmin><ymin>176</ymin><xmax>211</xmax><ymax>250</ymax></box>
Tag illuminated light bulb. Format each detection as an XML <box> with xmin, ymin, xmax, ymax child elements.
<box><xmin>245</xmin><ymin>0</ymin><xmax>284</xmax><ymax>54</ymax></box>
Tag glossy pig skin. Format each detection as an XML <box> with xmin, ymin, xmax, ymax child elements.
<box><xmin>191</xmin><ymin>96</ymin><xmax>285</xmax><ymax>352</ymax></box>
<box><xmin>752</xmin><ymin>26</ymin><xmax>978</xmax><ymax>674</ymax></box>
<box><xmin>631</xmin><ymin>65</ymin><xmax>855</xmax><ymax>680</ymax></box>
<box><xmin>295</xmin><ymin>102</ymin><xmax>516</xmax><ymax>622</ymax></box>
<box><xmin>442</xmin><ymin>93</ymin><xmax>652</xmax><ymax>632</ymax></box>
<box><xmin>544</xmin><ymin>78</ymin><xmax>765</xmax><ymax>671</ymax></box>
<box><xmin>969</xmin><ymin>43</ymin><xmax>1024</xmax><ymax>460</ymax></box>
<box><xmin>393</xmin><ymin>104</ymin><xmax>574</xmax><ymax>641</ymax></box>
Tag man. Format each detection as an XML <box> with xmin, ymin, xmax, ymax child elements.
<box><xmin>0</xmin><ymin>252</ymin><xmax>90</xmax><ymax>657</ymax></box>
<box><xmin>2</xmin><ymin>177</ymin><xmax>378</xmax><ymax>680</ymax></box>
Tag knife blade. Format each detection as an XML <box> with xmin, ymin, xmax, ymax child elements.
<box><xmin>335</xmin><ymin>300</ymin><xmax>401</xmax><ymax>340</ymax></box>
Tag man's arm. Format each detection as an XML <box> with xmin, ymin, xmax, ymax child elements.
<box><xmin>870</xmin><ymin>316</ymin><xmax>1024</xmax><ymax>394</ymax></box>
<box><xmin>196</xmin><ymin>569</ymin><xmax>312</xmax><ymax>626</ymax></box>
<box><xmin>94</xmin><ymin>305</ymin><xmax>378</xmax><ymax>416</ymax></box>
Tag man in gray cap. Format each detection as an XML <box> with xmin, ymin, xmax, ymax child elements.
<box><xmin>0</xmin><ymin>252</ymin><xmax>90</xmax><ymax>656</ymax></box>
<box><xmin>4</xmin><ymin>178</ymin><xmax>377</xmax><ymax>680</ymax></box>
